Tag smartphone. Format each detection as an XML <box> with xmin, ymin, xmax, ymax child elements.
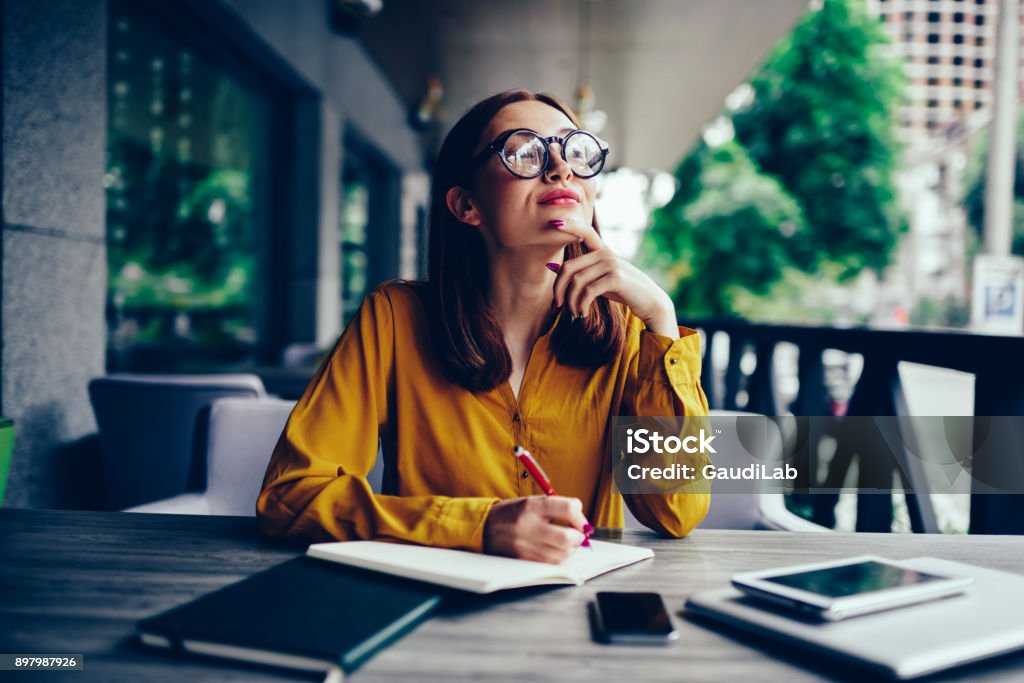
<box><xmin>592</xmin><ymin>591</ymin><xmax>679</xmax><ymax>644</ymax></box>
<box><xmin>731</xmin><ymin>555</ymin><xmax>973</xmax><ymax>622</ymax></box>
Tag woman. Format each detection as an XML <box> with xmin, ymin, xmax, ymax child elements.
<box><xmin>257</xmin><ymin>90</ymin><xmax>710</xmax><ymax>564</ymax></box>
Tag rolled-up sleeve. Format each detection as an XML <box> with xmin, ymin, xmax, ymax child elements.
<box><xmin>619</xmin><ymin>323</ymin><xmax>711</xmax><ymax>537</ymax></box>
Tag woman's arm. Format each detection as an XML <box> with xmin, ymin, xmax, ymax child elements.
<box><xmin>618</xmin><ymin>325</ymin><xmax>711</xmax><ymax>537</ymax></box>
<box><xmin>256</xmin><ymin>285</ymin><xmax>500</xmax><ymax>551</ymax></box>
<box><xmin>546</xmin><ymin>220</ymin><xmax>710</xmax><ymax>537</ymax></box>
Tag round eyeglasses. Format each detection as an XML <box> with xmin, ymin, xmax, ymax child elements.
<box><xmin>474</xmin><ymin>128</ymin><xmax>610</xmax><ymax>179</ymax></box>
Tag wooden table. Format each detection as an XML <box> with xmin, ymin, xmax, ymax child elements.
<box><xmin>2</xmin><ymin>509</ymin><xmax>1024</xmax><ymax>682</ymax></box>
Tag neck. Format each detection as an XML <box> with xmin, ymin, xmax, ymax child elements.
<box><xmin>487</xmin><ymin>245</ymin><xmax>562</xmax><ymax>344</ymax></box>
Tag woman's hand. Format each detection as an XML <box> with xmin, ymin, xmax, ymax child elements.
<box><xmin>483</xmin><ymin>496</ymin><xmax>589</xmax><ymax>564</ymax></box>
<box><xmin>549</xmin><ymin>221</ymin><xmax>679</xmax><ymax>339</ymax></box>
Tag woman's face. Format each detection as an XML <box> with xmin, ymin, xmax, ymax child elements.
<box><xmin>458</xmin><ymin>100</ymin><xmax>597</xmax><ymax>251</ymax></box>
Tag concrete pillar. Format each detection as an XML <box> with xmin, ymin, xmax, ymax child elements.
<box><xmin>1</xmin><ymin>0</ymin><xmax>108</xmax><ymax>508</ymax></box>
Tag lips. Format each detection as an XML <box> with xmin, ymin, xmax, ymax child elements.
<box><xmin>538</xmin><ymin>188</ymin><xmax>580</xmax><ymax>205</ymax></box>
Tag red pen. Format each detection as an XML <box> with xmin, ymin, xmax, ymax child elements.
<box><xmin>513</xmin><ymin>445</ymin><xmax>594</xmax><ymax>547</ymax></box>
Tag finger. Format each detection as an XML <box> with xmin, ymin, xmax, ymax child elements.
<box><xmin>554</xmin><ymin>217</ymin><xmax>607</xmax><ymax>252</ymax></box>
<box><xmin>534</xmin><ymin>523</ymin><xmax>585</xmax><ymax>560</ymax></box>
<box><xmin>565</xmin><ymin>263</ymin><xmax>615</xmax><ymax>318</ymax></box>
<box><xmin>535</xmin><ymin>520</ymin><xmax>585</xmax><ymax>548</ymax></box>
<box><xmin>539</xmin><ymin>496</ymin><xmax>589</xmax><ymax>533</ymax></box>
<box><xmin>551</xmin><ymin>250</ymin><xmax>604</xmax><ymax>307</ymax></box>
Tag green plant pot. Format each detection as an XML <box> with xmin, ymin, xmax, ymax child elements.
<box><xmin>0</xmin><ymin>418</ymin><xmax>13</xmax><ymax>506</ymax></box>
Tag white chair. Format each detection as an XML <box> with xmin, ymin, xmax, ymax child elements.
<box><xmin>129</xmin><ymin>396</ymin><xmax>385</xmax><ymax>515</ymax></box>
<box><xmin>89</xmin><ymin>373</ymin><xmax>266</xmax><ymax>510</ymax></box>
<box><xmin>624</xmin><ymin>410</ymin><xmax>829</xmax><ymax>532</ymax></box>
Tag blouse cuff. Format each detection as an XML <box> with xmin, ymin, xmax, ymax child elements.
<box><xmin>637</xmin><ymin>326</ymin><xmax>702</xmax><ymax>387</ymax></box>
<box><xmin>430</xmin><ymin>497</ymin><xmax>502</xmax><ymax>552</ymax></box>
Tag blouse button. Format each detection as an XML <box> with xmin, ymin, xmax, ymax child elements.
<box><xmin>513</xmin><ymin>413</ymin><xmax>521</xmax><ymax>422</ymax></box>
<box><xmin>669</xmin><ymin>358</ymin><xmax>678</xmax><ymax>365</ymax></box>
<box><xmin>521</xmin><ymin>470</ymin><xmax>529</xmax><ymax>479</ymax></box>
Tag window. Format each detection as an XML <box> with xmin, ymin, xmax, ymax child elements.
<box><xmin>953</xmin><ymin>56</ymin><xmax>963</xmax><ymax>65</ymax></box>
<box><xmin>953</xmin><ymin>77</ymin><xmax>963</xmax><ymax>86</ymax></box>
<box><xmin>339</xmin><ymin>132</ymin><xmax>402</xmax><ymax>325</ymax></box>
<box><xmin>928</xmin><ymin>55</ymin><xmax>940</xmax><ymax>64</ymax></box>
<box><xmin>928</xmin><ymin>77</ymin><xmax>939</xmax><ymax>86</ymax></box>
<box><xmin>953</xmin><ymin>34</ymin><xmax>964</xmax><ymax>44</ymax></box>
<box><xmin>975</xmin><ymin>35</ymin><xmax>984</xmax><ymax>46</ymax></box>
<box><xmin>975</xmin><ymin>15</ymin><xmax>985</xmax><ymax>25</ymax></box>
<box><xmin>927</xmin><ymin>12</ymin><xmax>940</xmax><ymax>22</ymax></box>
<box><xmin>975</xmin><ymin>79</ymin><xmax>984</xmax><ymax>89</ymax></box>
<box><xmin>974</xmin><ymin>57</ymin><xmax>984</xmax><ymax>68</ymax></box>
<box><xmin>954</xmin><ymin>99</ymin><xmax>963</xmax><ymax>109</ymax></box>
<box><xmin>928</xmin><ymin>33</ymin><xmax>940</xmax><ymax>44</ymax></box>
<box><xmin>106</xmin><ymin>0</ymin><xmax>274</xmax><ymax>369</ymax></box>
<box><xmin>927</xmin><ymin>99</ymin><xmax>939</xmax><ymax>108</ymax></box>
<box><xmin>954</xmin><ymin>12</ymin><xmax>964</xmax><ymax>22</ymax></box>
<box><xmin>340</xmin><ymin>156</ymin><xmax>370</xmax><ymax>326</ymax></box>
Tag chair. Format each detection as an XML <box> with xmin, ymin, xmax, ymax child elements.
<box><xmin>89</xmin><ymin>373</ymin><xmax>266</xmax><ymax>510</ymax></box>
<box><xmin>128</xmin><ymin>396</ymin><xmax>385</xmax><ymax>515</ymax></box>
<box><xmin>892</xmin><ymin>362</ymin><xmax>976</xmax><ymax>534</ymax></box>
<box><xmin>624</xmin><ymin>410</ymin><xmax>829</xmax><ymax>532</ymax></box>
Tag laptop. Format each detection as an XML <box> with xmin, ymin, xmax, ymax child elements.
<box><xmin>685</xmin><ymin>557</ymin><xmax>1024</xmax><ymax>679</ymax></box>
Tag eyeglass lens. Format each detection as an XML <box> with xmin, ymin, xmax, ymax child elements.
<box><xmin>501</xmin><ymin>131</ymin><xmax>604</xmax><ymax>178</ymax></box>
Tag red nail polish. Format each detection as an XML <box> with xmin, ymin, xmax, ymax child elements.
<box><xmin>548</xmin><ymin>219</ymin><xmax>565</xmax><ymax>227</ymax></box>
<box><xmin>545</xmin><ymin>262</ymin><xmax>561</xmax><ymax>273</ymax></box>
<box><xmin>583</xmin><ymin>522</ymin><xmax>594</xmax><ymax>535</ymax></box>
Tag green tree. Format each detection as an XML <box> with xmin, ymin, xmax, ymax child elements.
<box><xmin>643</xmin><ymin>0</ymin><xmax>906</xmax><ymax>318</ymax></box>
<box><xmin>733</xmin><ymin>0</ymin><xmax>906</xmax><ymax>275</ymax></box>
<box><xmin>645</xmin><ymin>140</ymin><xmax>805</xmax><ymax>316</ymax></box>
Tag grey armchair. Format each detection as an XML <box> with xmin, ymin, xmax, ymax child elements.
<box><xmin>89</xmin><ymin>373</ymin><xmax>266</xmax><ymax>510</ymax></box>
<box><xmin>128</xmin><ymin>396</ymin><xmax>385</xmax><ymax>515</ymax></box>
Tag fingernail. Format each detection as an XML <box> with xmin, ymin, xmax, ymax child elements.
<box><xmin>583</xmin><ymin>523</ymin><xmax>594</xmax><ymax>536</ymax></box>
<box><xmin>581</xmin><ymin>537</ymin><xmax>591</xmax><ymax>548</ymax></box>
<box><xmin>545</xmin><ymin>262</ymin><xmax>560</xmax><ymax>273</ymax></box>
<box><xmin>548</xmin><ymin>219</ymin><xmax>565</xmax><ymax>227</ymax></box>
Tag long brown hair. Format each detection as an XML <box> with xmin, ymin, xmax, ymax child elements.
<box><xmin>425</xmin><ymin>89</ymin><xmax>625</xmax><ymax>392</ymax></box>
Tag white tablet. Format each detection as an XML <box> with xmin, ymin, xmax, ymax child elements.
<box><xmin>731</xmin><ymin>555</ymin><xmax>972</xmax><ymax>621</ymax></box>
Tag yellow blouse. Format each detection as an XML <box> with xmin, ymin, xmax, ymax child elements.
<box><xmin>257</xmin><ymin>280</ymin><xmax>710</xmax><ymax>551</ymax></box>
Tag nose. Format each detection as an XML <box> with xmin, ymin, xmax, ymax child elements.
<box><xmin>543</xmin><ymin>139</ymin><xmax>574</xmax><ymax>182</ymax></box>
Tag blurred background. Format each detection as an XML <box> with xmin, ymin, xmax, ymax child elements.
<box><xmin>2</xmin><ymin>0</ymin><xmax>1022</xmax><ymax>533</ymax></box>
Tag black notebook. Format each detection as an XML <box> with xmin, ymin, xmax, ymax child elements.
<box><xmin>137</xmin><ymin>556</ymin><xmax>442</xmax><ymax>678</ymax></box>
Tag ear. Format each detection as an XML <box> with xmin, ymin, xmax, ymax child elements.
<box><xmin>445</xmin><ymin>186</ymin><xmax>482</xmax><ymax>227</ymax></box>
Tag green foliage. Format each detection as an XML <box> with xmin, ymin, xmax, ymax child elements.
<box><xmin>909</xmin><ymin>296</ymin><xmax>970</xmax><ymax>328</ymax></box>
<box><xmin>642</xmin><ymin>0</ymin><xmax>906</xmax><ymax>319</ymax></box>
<box><xmin>733</xmin><ymin>0</ymin><xmax>906</xmax><ymax>276</ymax></box>
<box><xmin>107</xmin><ymin>136</ymin><xmax>255</xmax><ymax>313</ymax></box>
<box><xmin>646</xmin><ymin>140</ymin><xmax>805</xmax><ymax>316</ymax></box>
<box><xmin>962</xmin><ymin>110</ymin><xmax>1024</xmax><ymax>256</ymax></box>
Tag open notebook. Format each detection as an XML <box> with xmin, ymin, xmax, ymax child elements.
<box><xmin>306</xmin><ymin>540</ymin><xmax>654</xmax><ymax>594</ymax></box>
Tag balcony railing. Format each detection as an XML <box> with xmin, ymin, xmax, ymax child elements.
<box><xmin>684</xmin><ymin>317</ymin><xmax>1024</xmax><ymax>535</ymax></box>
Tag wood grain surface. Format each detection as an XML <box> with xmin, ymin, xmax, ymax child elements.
<box><xmin>2</xmin><ymin>509</ymin><xmax>1023</xmax><ymax>682</ymax></box>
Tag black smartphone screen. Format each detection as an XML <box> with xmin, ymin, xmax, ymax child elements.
<box><xmin>594</xmin><ymin>592</ymin><xmax>676</xmax><ymax>641</ymax></box>
<box><xmin>762</xmin><ymin>561</ymin><xmax>946</xmax><ymax>598</ymax></box>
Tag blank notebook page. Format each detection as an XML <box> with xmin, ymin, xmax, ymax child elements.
<box><xmin>307</xmin><ymin>540</ymin><xmax>653</xmax><ymax>593</ymax></box>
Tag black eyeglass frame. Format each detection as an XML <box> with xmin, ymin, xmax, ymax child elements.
<box><xmin>473</xmin><ymin>128</ymin><xmax>610</xmax><ymax>179</ymax></box>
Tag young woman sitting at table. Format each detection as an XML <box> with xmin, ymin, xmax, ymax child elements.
<box><xmin>257</xmin><ymin>90</ymin><xmax>710</xmax><ymax>564</ymax></box>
